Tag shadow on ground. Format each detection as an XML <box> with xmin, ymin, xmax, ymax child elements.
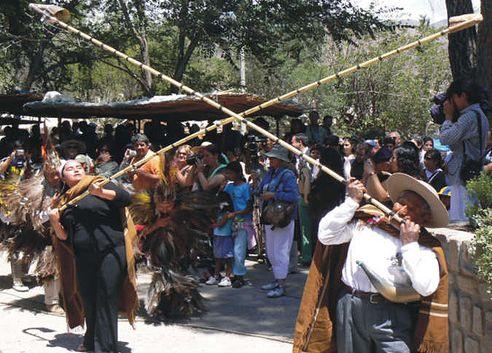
<box><xmin>136</xmin><ymin>258</ymin><xmax>308</xmax><ymax>340</ymax></box>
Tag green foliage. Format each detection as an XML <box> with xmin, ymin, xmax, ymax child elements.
<box><xmin>466</xmin><ymin>172</ymin><xmax>492</xmax><ymax>291</ymax></box>
<box><xmin>247</xmin><ymin>24</ymin><xmax>451</xmax><ymax>137</ymax></box>
<box><xmin>468</xmin><ymin>209</ymin><xmax>492</xmax><ymax>290</ymax></box>
<box><xmin>466</xmin><ymin>172</ymin><xmax>492</xmax><ymax>217</ymax></box>
<box><xmin>0</xmin><ymin>0</ymin><xmax>383</xmax><ymax>96</ymax></box>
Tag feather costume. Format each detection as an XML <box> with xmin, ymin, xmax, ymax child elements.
<box><xmin>130</xmin><ymin>179</ymin><xmax>218</xmax><ymax>319</ymax></box>
<box><xmin>0</xmin><ymin>133</ymin><xmax>62</xmax><ymax>281</ymax></box>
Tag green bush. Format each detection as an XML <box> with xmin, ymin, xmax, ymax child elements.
<box><xmin>469</xmin><ymin>209</ymin><xmax>492</xmax><ymax>290</ymax></box>
<box><xmin>466</xmin><ymin>172</ymin><xmax>492</xmax><ymax>219</ymax></box>
<box><xmin>466</xmin><ymin>173</ymin><xmax>492</xmax><ymax>291</ymax></box>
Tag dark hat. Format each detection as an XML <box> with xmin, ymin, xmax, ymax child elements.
<box><xmin>60</xmin><ymin>139</ymin><xmax>86</xmax><ymax>154</ymax></box>
<box><xmin>264</xmin><ymin>144</ymin><xmax>290</xmax><ymax>162</ymax></box>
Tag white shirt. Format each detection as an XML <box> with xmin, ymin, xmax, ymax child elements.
<box><xmin>318</xmin><ymin>197</ymin><xmax>440</xmax><ymax>297</ymax></box>
<box><xmin>295</xmin><ymin>147</ymin><xmax>310</xmax><ymax>173</ymax></box>
<box><xmin>343</xmin><ymin>154</ymin><xmax>355</xmax><ymax>180</ymax></box>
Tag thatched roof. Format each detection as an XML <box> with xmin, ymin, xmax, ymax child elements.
<box><xmin>0</xmin><ymin>92</ymin><xmax>44</xmax><ymax>115</ymax></box>
<box><xmin>22</xmin><ymin>92</ymin><xmax>304</xmax><ymax>121</ymax></box>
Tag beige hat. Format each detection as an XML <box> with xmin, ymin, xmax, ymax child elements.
<box><xmin>386</xmin><ymin>173</ymin><xmax>448</xmax><ymax>228</ymax></box>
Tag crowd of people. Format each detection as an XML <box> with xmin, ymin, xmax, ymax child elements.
<box><xmin>0</xmin><ymin>77</ymin><xmax>491</xmax><ymax>352</ymax></box>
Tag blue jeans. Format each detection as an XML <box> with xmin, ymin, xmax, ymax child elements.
<box><xmin>232</xmin><ymin>222</ymin><xmax>248</xmax><ymax>276</ymax></box>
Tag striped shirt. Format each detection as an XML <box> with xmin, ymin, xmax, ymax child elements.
<box><xmin>439</xmin><ymin>103</ymin><xmax>489</xmax><ymax>185</ymax></box>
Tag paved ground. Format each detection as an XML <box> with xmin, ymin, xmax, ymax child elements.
<box><xmin>0</xmin><ymin>253</ymin><xmax>308</xmax><ymax>353</ymax></box>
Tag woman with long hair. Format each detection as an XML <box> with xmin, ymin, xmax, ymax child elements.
<box><xmin>194</xmin><ymin>144</ymin><xmax>227</xmax><ymax>194</ymax></box>
<box><xmin>341</xmin><ymin>137</ymin><xmax>356</xmax><ymax>180</ymax></box>
<box><xmin>49</xmin><ymin>160</ymin><xmax>138</xmax><ymax>352</ymax></box>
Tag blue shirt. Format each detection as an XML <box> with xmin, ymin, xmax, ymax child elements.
<box><xmin>255</xmin><ymin>167</ymin><xmax>300</xmax><ymax>220</ymax></box>
<box><xmin>213</xmin><ymin>211</ymin><xmax>233</xmax><ymax>236</ymax></box>
<box><xmin>224</xmin><ymin>182</ymin><xmax>252</xmax><ymax>221</ymax></box>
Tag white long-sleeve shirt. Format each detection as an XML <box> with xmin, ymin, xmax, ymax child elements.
<box><xmin>318</xmin><ymin>197</ymin><xmax>440</xmax><ymax>297</ymax></box>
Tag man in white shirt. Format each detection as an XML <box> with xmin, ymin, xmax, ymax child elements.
<box><xmin>316</xmin><ymin>173</ymin><xmax>448</xmax><ymax>353</ymax></box>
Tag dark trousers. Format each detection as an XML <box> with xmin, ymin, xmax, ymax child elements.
<box><xmin>336</xmin><ymin>292</ymin><xmax>413</xmax><ymax>353</ymax></box>
<box><xmin>76</xmin><ymin>245</ymin><xmax>127</xmax><ymax>353</ymax></box>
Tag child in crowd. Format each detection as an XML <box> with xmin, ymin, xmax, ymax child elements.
<box><xmin>223</xmin><ymin>161</ymin><xmax>253</xmax><ymax>288</ymax></box>
<box><xmin>206</xmin><ymin>191</ymin><xmax>234</xmax><ymax>287</ymax></box>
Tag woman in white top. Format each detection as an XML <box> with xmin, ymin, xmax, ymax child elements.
<box><xmin>342</xmin><ymin>137</ymin><xmax>355</xmax><ymax>180</ymax></box>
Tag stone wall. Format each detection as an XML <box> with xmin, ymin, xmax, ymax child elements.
<box><xmin>432</xmin><ymin>227</ymin><xmax>492</xmax><ymax>353</ymax></box>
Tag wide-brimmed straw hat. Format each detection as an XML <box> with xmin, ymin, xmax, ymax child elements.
<box><xmin>386</xmin><ymin>172</ymin><xmax>448</xmax><ymax>228</ymax></box>
<box><xmin>264</xmin><ymin>144</ymin><xmax>290</xmax><ymax>163</ymax></box>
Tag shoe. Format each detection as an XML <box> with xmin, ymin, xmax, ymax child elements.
<box><xmin>218</xmin><ymin>277</ymin><xmax>232</xmax><ymax>287</ymax></box>
<box><xmin>267</xmin><ymin>286</ymin><xmax>286</xmax><ymax>298</ymax></box>
<box><xmin>232</xmin><ymin>278</ymin><xmax>245</xmax><ymax>288</ymax></box>
<box><xmin>261</xmin><ymin>281</ymin><xmax>279</xmax><ymax>291</ymax></box>
<box><xmin>12</xmin><ymin>283</ymin><xmax>29</xmax><ymax>292</ymax></box>
<box><xmin>205</xmin><ymin>276</ymin><xmax>219</xmax><ymax>285</ymax></box>
<box><xmin>45</xmin><ymin>304</ymin><xmax>65</xmax><ymax>315</ymax></box>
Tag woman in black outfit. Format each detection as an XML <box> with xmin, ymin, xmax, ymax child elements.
<box><xmin>49</xmin><ymin>160</ymin><xmax>136</xmax><ymax>353</ymax></box>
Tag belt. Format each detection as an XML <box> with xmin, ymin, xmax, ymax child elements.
<box><xmin>341</xmin><ymin>282</ymin><xmax>384</xmax><ymax>304</ymax></box>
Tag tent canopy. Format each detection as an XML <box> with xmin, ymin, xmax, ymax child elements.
<box><xmin>21</xmin><ymin>92</ymin><xmax>304</xmax><ymax>121</ymax></box>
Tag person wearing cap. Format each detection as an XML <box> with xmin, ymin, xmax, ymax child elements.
<box><xmin>124</xmin><ymin>134</ymin><xmax>161</xmax><ymax>191</ymax></box>
<box><xmin>256</xmin><ymin>144</ymin><xmax>300</xmax><ymax>298</ymax></box>
<box><xmin>60</xmin><ymin>139</ymin><xmax>87</xmax><ymax>160</ymax></box>
<box><xmin>94</xmin><ymin>144</ymin><xmax>119</xmax><ymax>179</ymax></box>
<box><xmin>293</xmin><ymin>173</ymin><xmax>449</xmax><ymax>353</ymax></box>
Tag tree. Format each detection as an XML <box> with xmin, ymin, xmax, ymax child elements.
<box><xmin>477</xmin><ymin>0</ymin><xmax>492</xmax><ymax>107</ymax></box>
<box><xmin>0</xmin><ymin>0</ymin><xmax>93</xmax><ymax>92</ymax></box>
<box><xmin>74</xmin><ymin>0</ymin><xmax>386</xmax><ymax>95</ymax></box>
<box><xmin>445</xmin><ymin>0</ymin><xmax>477</xmax><ymax>79</ymax></box>
<box><xmin>247</xmin><ymin>23</ymin><xmax>452</xmax><ymax>138</ymax></box>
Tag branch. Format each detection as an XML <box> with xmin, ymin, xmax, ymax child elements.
<box><xmin>117</xmin><ymin>0</ymin><xmax>140</xmax><ymax>38</ymax></box>
<box><xmin>99</xmin><ymin>57</ymin><xmax>149</xmax><ymax>92</ymax></box>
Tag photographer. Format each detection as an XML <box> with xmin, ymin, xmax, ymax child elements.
<box><xmin>172</xmin><ymin>144</ymin><xmax>195</xmax><ymax>191</ymax></box>
<box><xmin>438</xmin><ymin>78</ymin><xmax>489</xmax><ymax>222</ymax></box>
<box><xmin>0</xmin><ymin>142</ymin><xmax>27</xmax><ymax>179</ymax></box>
<box><xmin>123</xmin><ymin>134</ymin><xmax>161</xmax><ymax>191</ymax></box>
<box><xmin>194</xmin><ymin>144</ymin><xmax>227</xmax><ymax>194</ymax></box>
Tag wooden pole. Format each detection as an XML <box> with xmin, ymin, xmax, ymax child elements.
<box><xmin>28</xmin><ymin>4</ymin><xmax>482</xmax><ymax>216</ymax></box>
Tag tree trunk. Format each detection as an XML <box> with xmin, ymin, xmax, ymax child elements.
<box><xmin>477</xmin><ymin>0</ymin><xmax>492</xmax><ymax>111</ymax></box>
<box><xmin>138</xmin><ymin>33</ymin><xmax>153</xmax><ymax>96</ymax></box>
<box><xmin>445</xmin><ymin>0</ymin><xmax>477</xmax><ymax>79</ymax></box>
<box><xmin>170</xmin><ymin>37</ymin><xmax>198</xmax><ymax>93</ymax></box>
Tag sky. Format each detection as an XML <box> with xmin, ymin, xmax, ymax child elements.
<box><xmin>354</xmin><ymin>0</ymin><xmax>481</xmax><ymax>25</ymax></box>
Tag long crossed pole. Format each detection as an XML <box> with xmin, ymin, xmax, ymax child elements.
<box><xmin>28</xmin><ymin>4</ymin><xmax>481</xmax><ymax>219</ymax></box>
<box><xmin>30</xmin><ymin>5</ymin><xmax>482</xmax><ymax>349</ymax></box>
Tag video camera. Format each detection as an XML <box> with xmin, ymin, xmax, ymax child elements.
<box><xmin>245</xmin><ymin>134</ymin><xmax>267</xmax><ymax>155</ymax></box>
<box><xmin>186</xmin><ymin>153</ymin><xmax>203</xmax><ymax>166</ymax></box>
<box><xmin>429</xmin><ymin>92</ymin><xmax>447</xmax><ymax>125</ymax></box>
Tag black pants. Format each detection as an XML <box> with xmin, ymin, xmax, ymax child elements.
<box><xmin>76</xmin><ymin>245</ymin><xmax>127</xmax><ymax>353</ymax></box>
